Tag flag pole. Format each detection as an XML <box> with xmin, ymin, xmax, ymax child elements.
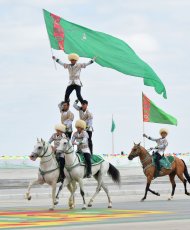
<box><xmin>111</xmin><ymin>114</ymin><xmax>115</xmax><ymax>155</ymax></box>
<box><xmin>50</xmin><ymin>48</ymin><xmax>57</xmax><ymax>70</ymax></box>
<box><xmin>143</xmin><ymin>122</ymin><xmax>145</xmax><ymax>148</ymax></box>
<box><xmin>42</xmin><ymin>9</ymin><xmax>57</xmax><ymax>70</ymax></box>
<box><xmin>112</xmin><ymin>131</ymin><xmax>114</xmax><ymax>155</ymax></box>
<box><xmin>142</xmin><ymin>92</ymin><xmax>145</xmax><ymax>147</ymax></box>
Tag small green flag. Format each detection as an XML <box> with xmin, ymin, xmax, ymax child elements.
<box><xmin>43</xmin><ymin>9</ymin><xmax>167</xmax><ymax>98</ymax></box>
<box><xmin>142</xmin><ymin>93</ymin><xmax>177</xmax><ymax>125</ymax></box>
<box><xmin>111</xmin><ymin>118</ymin><xmax>116</xmax><ymax>132</ymax></box>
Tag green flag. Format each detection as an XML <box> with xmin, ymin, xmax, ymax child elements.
<box><xmin>111</xmin><ymin>118</ymin><xmax>116</xmax><ymax>132</ymax></box>
<box><xmin>142</xmin><ymin>93</ymin><xmax>177</xmax><ymax>125</ymax></box>
<box><xmin>43</xmin><ymin>9</ymin><xmax>167</xmax><ymax>98</ymax></box>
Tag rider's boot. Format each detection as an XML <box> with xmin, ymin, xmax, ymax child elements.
<box><xmin>84</xmin><ymin>153</ymin><xmax>92</xmax><ymax>178</ymax></box>
<box><xmin>59</xmin><ymin>157</ymin><xmax>65</xmax><ymax>182</ymax></box>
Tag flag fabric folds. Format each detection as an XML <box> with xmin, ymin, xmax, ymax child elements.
<box><xmin>43</xmin><ymin>9</ymin><xmax>167</xmax><ymax>98</ymax></box>
<box><xmin>111</xmin><ymin>118</ymin><xmax>116</xmax><ymax>132</ymax></box>
<box><xmin>142</xmin><ymin>93</ymin><xmax>177</xmax><ymax>126</ymax></box>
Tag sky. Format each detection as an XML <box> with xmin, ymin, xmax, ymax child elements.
<box><xmin>0</xmin><ymin>0</ymin><xmax>190</xmax><ymax>156</ymax></box>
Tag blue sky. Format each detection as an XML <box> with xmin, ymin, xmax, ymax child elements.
<box><xmin>0</xmin><ymin>0</ymin><xmax>190</xmax><ymax>156</ymax></box>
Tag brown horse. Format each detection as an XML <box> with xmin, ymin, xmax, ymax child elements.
<box><xmin>128</xmin><ymin>143</ymin><xmax>190</xmax><ymax>201</ymax></box>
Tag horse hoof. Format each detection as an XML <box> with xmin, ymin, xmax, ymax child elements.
<box><xmin>141</xmin><ymin>198</ymin><xmax>145</xmax><ymax>202</ymax></box>
<box><xmin>27</xmin><ymin>196</ymin><xmax>31</xmax><ymax>201</ymax></box>
<box><xmin>49</xmin><ymin>208</ymin><xmax>54</xmax><ymax>211</ymax></box>
<box><xmin>186</xmin><ymin>192</ymin><xmax>190</xmax><ymax>196</ymax></box>
<box><xmin>82</xmin><ymin>207</ymin><xmax>86</xmax><ymax>210</ymax></box>
<box><xmin>156</xmin><ymin>193</ymin><xmax>160</xmax><ymax>196</ymax></box>
<box><xmin>69</xmin><ymin>205</ymin><xmax>74</xmax><ymax>209</ymax></box>
<box><xmin>88</xmin><ymin>204</ymin><xmax>92</xmax><ymax>207</ymax></box>
<box><xmin>108</xmin><ymin>205</ymin><xmax>112</xmax><ymax>208</ymax></box>
<box><xmin>54</xmin><ymin>201</ymin><xmax>58</xmax><ymax>205</ymax></box>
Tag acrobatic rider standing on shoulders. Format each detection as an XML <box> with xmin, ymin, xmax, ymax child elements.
<box><xmin>52</xmin><ymin>53</ymin><xmax>96</xmax><ymax>103</ymax></box>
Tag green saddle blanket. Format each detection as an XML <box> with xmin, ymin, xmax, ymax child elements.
<box><xmin>77</xmin><ymin>153</ymin><xmax>104</xmax><ymax>166</ymax></box>
<box><xmin>152</xmin><ymin>155</ymin><xmax>175</xmax><ymax>171</ymax></box>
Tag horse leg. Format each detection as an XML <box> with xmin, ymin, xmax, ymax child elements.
<box><xmin>101</xmin><ymin>182</ymin><xmax>112</xmax><ymax>208</ymax></box>
<box><xmin>177</xmin><ymin>173</ymin><xmax>190</xmax><ymax>196</ymax></box>
<box><xmin>26</xmin><ymin>179</ymin><xmax>42</xmax><ymax>200</ymax></box>
<box><xmin>49</xmin><ymin>182</ymin><xmax>57</xmax><ymax>211</ymax></box>
<box><xmin>67</xmin><ymin>181</ymin><xmax>77</xmax><ymax>209</ymax></box>
<box><xmin>88</xmin><ymin>172</ymin><xmax>102</xmax><ymax>208</ymax></box>
<box><xmin>141</xmin><ymin>176</ymin><xmax>153</xmax><ymax>201</ymax></box>
<box><xmin>168</xmin><ymin>172</ymin><xmax>176</xmax><ymax>200</ymax></box>
<box><xmin>148</xmin><ymin>188</ymin><xmax>160</xmax><ymax>197</ymax></box>
<box><xmin>78</xmin><ymin>178</ymin><xmax>86</xmax><ymax>210</ymax></box>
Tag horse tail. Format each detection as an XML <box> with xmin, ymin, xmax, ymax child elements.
<box><xmin>182</xmin><ymin>159</ymin><xmax>190</xmax><ymax>183</ymax></box>
<box><xmin>108</xmin><ymin>163</ymin><xmax>121</xmax><ymax>185</ymax></box>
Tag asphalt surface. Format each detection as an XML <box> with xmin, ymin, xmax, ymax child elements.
<box><xmin>0</xmin><ymin>195</ymin><xmax>190</xmax><ymax>230</ymax></box>
<box><xmin>1</xmin><ymin>167</ymin><xmax>190</xmax><ymax>229</ymax></box>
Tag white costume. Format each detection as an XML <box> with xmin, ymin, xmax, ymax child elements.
<box><xmin>71</xmin><ymin>130</ymin><xmax>90</xmax><ymax>154</ymax></box>
<box><xmin>148</xmin><ymin>136</ymin><xmax>168</xmax><ymax>155</ymax></box>
<box><xmin>73</xmin><ymin>101</ymin><xmax>93</xmax><ymax>131</ymax></box>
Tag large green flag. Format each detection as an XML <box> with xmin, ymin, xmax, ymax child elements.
<box><xmin>43</xmin><ymin>9</ymin><xmax>167</xmax><ymax>98</ymax></box>
<box><xmin>142</xmin><ymin>93</ymin><xmax>177</xmax><ymax>125</ymax></box>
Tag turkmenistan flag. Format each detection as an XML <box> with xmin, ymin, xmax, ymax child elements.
<box><xmin>142</xmin><ymin>93</ymin><xmax>177</xmax><ymax>125</ymax></box>
<box><xmin>111</xmin><ymin>118</ymin><xmax>116</xmax><ymax>132</ymax></box>
<box><xmin>43</xmin><ymin>9</ymin><xmax>167</xmax><ymax>98</ymax></box>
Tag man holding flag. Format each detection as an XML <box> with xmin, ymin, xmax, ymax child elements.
<box><xmin>143</xmin><ymin>128</ymin><xmax>169</xmax><ymax>170</ymax></box>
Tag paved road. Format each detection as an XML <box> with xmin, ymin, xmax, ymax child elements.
<box><xmin>1</xmin><ymin>167</ymin><xmax>190</xmax><ymax>229</ymax></box>
<box><xmin>0</xmin><ymin>194</ymin><xmax>190</xmax><ymax>230</ymax></box>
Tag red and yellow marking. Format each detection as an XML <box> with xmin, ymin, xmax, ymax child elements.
<box><xmin>0</xmin><ymin>209</ymin><xmax>169</xmax><ymax>229</ymax></box>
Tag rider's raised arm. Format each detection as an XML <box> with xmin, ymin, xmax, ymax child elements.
<box><xmin>73</xmin><ymin>101</ymin><xmax>80</xmax><ymax>111</ymax></box>
<box><xmin>52</xmin><ymin>56</ymin><xmax>69</xmax><ymax>69</ymax></box>
<box><xmin>78</xmin><ymin>57</ymin><xmax>96</xmax><ymax>68</ymax></box>
<box><xmin>147</xmin><ymin>136</ymin><xmax>159</xmax><ymax>142</ymax></box>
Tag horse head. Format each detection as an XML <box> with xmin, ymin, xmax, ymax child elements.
<box><xmin>56</xmin><ymin>137</ymin><xmax>71</xmax><ymax>154</ymax></box>
<box><xmin>128</xmin><ymin>142</ymin><xmax>142</xmax><ymax>160</ymax></box>
<box><xmin>29</xmin><ymin>138</ymin><xmax>47</xmax><ymax>161</ymax></box>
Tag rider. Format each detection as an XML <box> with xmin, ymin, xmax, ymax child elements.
<box><xmin>143</xmin><ymin>128</ymin><xmax>168</xmax><ymax>170</ymax></box>
<box><xmin>48</xmin><ymin>123</ymin><xmax>67</xmax><ymax>181</ymax></box>
<box><xmin>72</xmin><ymin>119</ymin><xmax>92</xmax><ymax>178</ymax></box>
<box><xmin>73</xmin><ymin>99</ymin><xmax>93</xmax><ymax>154</ymax></box>
<box><xmin>52</xmin><ymin>53</ymin><xmax>96</xmax><ymax>103</ymax></box>
<box><xmin>58</xmin><ymin>100</ymin><xmax>74</xmax><ymax>140</ymax></box>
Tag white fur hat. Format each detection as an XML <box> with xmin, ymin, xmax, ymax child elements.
<box><xmin>75</xmin><ymin>120</ymin><xmax>86</xmax><ymax>129</ymax></box>
<box><xmin>159</xmin><ymin>128</ymin><xmax>169</xmax><ymax>135</ymax></box>
<box><xmin>55</xmin><ymin>123</ymin><xmax>66</xmax><ymax>132</ymax></box>
<box><xmin>68</xmin><ymin>53</ymin><xmax>79</xmax><ymax>61</ymax></box>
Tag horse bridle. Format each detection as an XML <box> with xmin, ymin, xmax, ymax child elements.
<box><xmin>130</xmin><ymin>146</ymin><xmax>141</xmax><ymax>159</ymax></box>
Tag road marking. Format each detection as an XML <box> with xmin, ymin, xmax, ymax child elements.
<box><xmin>0</xmin><ymin>208</ymin><xmax>171</xmax><ymax>229</ymax></box>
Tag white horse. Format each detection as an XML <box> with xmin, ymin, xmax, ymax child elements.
<box><xmin>26</xmin><ymin>138</ymin><xmax>76</xmax><ymax>210</ymax></box>
<box><xmin>56</xmin><ymin>137</ymin><xmax>121</xmax><ymax>209</ymax></box>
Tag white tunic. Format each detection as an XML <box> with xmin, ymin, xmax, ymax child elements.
<box><xmin>48</xmin><ymin>133</ymin><xmax>66</xmax><ymax>158</ymax></box>
<box><xmin>60</xmin><ymin>110</ymin><xmax>74</xmax><ymax>132</ymax></box>
<box><xmin>56</xmin><ymin>59</ymin><xmax>93</xmax><ymax>86</ymax></box>
<box><xmin>148</xmin><ymin>136</ymin><xmax>168</xmax><ymax>155</ymax></box>
<box><xmin>73</xmin><ymin>102</ymin><xmax>93</xmax><ymax>131</ymax></box>
<box><xmin>71</xmin><ymin>130</ymin><xmax>90</xmax><ymax>154</ymax></box>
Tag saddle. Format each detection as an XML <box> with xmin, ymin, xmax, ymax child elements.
<box><xmin>152</xmin><ymin>154</ymin><xmax>175</xmax><ymax>176</ymax></box>
<box><xmin>77</xmin><ymin>153</ymin><xmax>104</xmax><ymax>166</ymax></box>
